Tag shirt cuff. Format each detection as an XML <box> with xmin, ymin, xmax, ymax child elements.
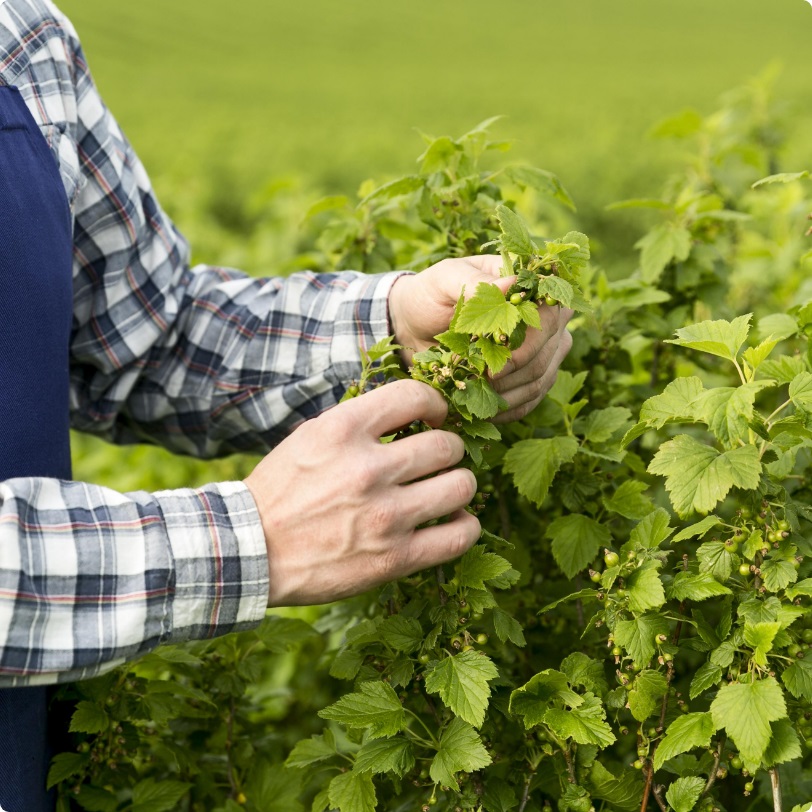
<box><xmin>157</xmin><ymin>481</ymin><xmax>269</xmax><ymax>642</ymax></box>
<box><xmin>328</xmin><ymin>270</ymin><xmax>414</xmax><ymax>385</ymax></box>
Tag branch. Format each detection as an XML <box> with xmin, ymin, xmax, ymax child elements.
<box><xmin>770</xmin><ymin>766</ymin><xmax>783</xmax><ymax>812</ymax></box>
<box><xmin>652</xmin><ymin>785</ymin><xmax>668</xmax><ymax>812</ymax></box>
<box><xmin>702</xmin><ymin>736</ymin><xmax>725</xmax><ymax>797</ymax></box>
<box><xmin>517</xmin><ymin>773</ymin><xmax>532</xmax><ymax>812</ymax></box>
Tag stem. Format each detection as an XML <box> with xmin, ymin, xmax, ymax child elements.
<box><xmin>517</xmin><ymin>773</ymin><xmax>532</xmax><ymax>812</ymax></box>
<box><xmin>766</xmin><ymin>398</ymin><xmax>792</xmax><ymax>427</ymax></box>
<box><xmin>701</xmin><ymin>736</ymin><xmax>725</xmax><ymax>797</ymax></box>
<box><xmin>770</xmin><ymin>766</ymin><xmax>783</xmax><ymax>812</ymax></box>
<box><xmin>575</xmin><ymin>574</ymin><xmax>585</xmax><ymax>629</ymax></box>
<box><xmin>652</xmin><ymin>786</ymin><xmax>668</xmax><ymax>812</ymax></box>
<box><xmin>733</xmin><ymin>358</ymin><xmax>747</xmax><ymax>386</ymax></box>
<box><xmin>405</xmin><ymin>708</ymin><xmax>440</xmax><ymax>748</ymax></box>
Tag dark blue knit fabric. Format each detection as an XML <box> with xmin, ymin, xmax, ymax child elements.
<box><xmin>0</xmin><ymin>83</ymin><xmax>73</xmax><ymax>811</ymax></box>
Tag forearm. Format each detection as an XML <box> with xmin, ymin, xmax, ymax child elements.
<box><xmin>0</xmin><ymin>477</ymin><xmax>268</xmax><ymax>686</ymax></box>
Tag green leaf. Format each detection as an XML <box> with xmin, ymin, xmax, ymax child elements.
<box><xmin>358</xmin><ymin>175</ymin><xmax>424</xmax><ymax>207</ymax></box>
<box><xmin>665</xmin><ymin>315</ymin><xmax>753</xmax><ymax>362</ymax></box>
<box><xmin>46</xmin><ymin>752</ymin><xmax>89</xmax><ymax>789</ymax></box>
<box><xmin>503</xmin><ymin>436</ymin><xmax>579</xmax><ymax>507</ymax></box>
<box><xmin>452</xmin><ymin>376</ymin><xmax>506</xmax><ymax>419</ymax></box>
<box><xmin>132</xmin><ymin>779</ymin><xmax>191</xmax><ymax>812</ymax></box>
<box><xmin>668</xmin><ymin>571</ymin><xmax>732</xmax><ymax>602</ymax></box>
<box><xmin>696</xmin><ymin>540</ymin><xmax>734</xmax><ymax>582</ymax></box>
<box><xmin>256</xmin><ymin>615</ymin><xmax>319</xmax><ymax>653</ymax></box>
<box><xmin>509</xmin><ymin>669</ymin><xmax>583</xmax><ymax>727</ymax></box>
<box><xmin>544</xmin><ymin>693</ymin><xmax>616</xmax><ymax>747</ymax></box>
<box><xmin>761</xmin><ymin>556</ymin><xmax>798</xmax><ymax>593</ymax></box>
<box><xmin>628</xmin><ymin>669</ymin><xmax>668</xmax><ymax>721</ymax></box>
<box><xmin>689</xmin><ymin>661</ymin><xmax>723</xmax><ymax>700</ymax></box>
<box><xmin>664</xmin><ymin>776</ymin><xmax>705</xmax><ymax>812</ymax></box>
<box><xmin>588</xmin><ymin>761</ymin><xmax>643</xmax><ymax>811</ymax></box>
<box><xmin>74</xmin><ymin>786</ymin><xmax>118</xmax><ymax>812</ymax></box>
<box><xmin>561</xmin><ymin>652</ymin><xmax>609</xmax><ymax>697</ymax></box>
<box><xmin>636</xmin><ymin>223</ymin><xmax>692</xmax><ymax>283</ymax></box>
<box><xmin>546</xmin><ymin>514</ymin><xmax>612</xmax><ymax>579</ymax></box>
<box><xmin>693</xmin><ymin>381</ymin><xmax>774</xmax><ymax>447</ymax></box>
<box><xmin>536</xmin><ymin>275</ymin><xmax>576</xmax><ymax>309</ymax></box>
<box><xmin>744</xmin><ymin>622</ymin><xmax>780</xmax><ymax>668</ymax></box>
<box><xmin>328</xmin><ymin>771</ymin><xmax>376</xmax><ymax>812</ymax></box>
<box><xmin>639</xmin><ymin>376</ymin><xmax>704</xmax><ymax>428</ymax></box>
<box><xmin>481</xmin><ymin>779</ymin><xmax>519</xmax><ymax>812</ymax></box>
<box><xmin>752</xmin><ymin>170</ymin><xmax>810</xmax><ymax>188</ymax></box>
<box><xmin>353</xmin><ymin>737</ymin><xmax>414</xmax><ymax>776</ymax></box>
<box><xmin>69</xmin><ymin>701</ymin><xmax>108</xmax><ymax>735</ymax></box>
<box><xmin>627</xmin><ymin>563</ymin><xmax>666</xmax><ymax>613</ymax></box>
<box><xmin>424</xmin><ymin>650</ymin><xmax>499</xmax><ymax>727</ymax></box>
<box><xmin>504</xmin><ymin>165</ymin><xmax>576</xmax><ymax>211</ymax></box>
<box><xmin>492</xmin><ymin>607</ymin><xmax>526</xmax><ymax>647</ymax></box>
<box><xmin>379</xmin><ymin>615</ymin><xmax>423</xmax><ymax>653</ymax></box>
<box><xmin>653</xmin><ymin>712</ymin><xmax>714</xmax><ymax>771</ymax></box>
<box><xmin>430</xmin><ymin>717</ymin><xmax>491</xmax><ymax>791</ymax></box>
<box><xmin>648</xmin><ymin>435</ymin><xmax>761</xmax><ymax>517</ymax></box>
<box><xmin>436</xmin><ymin>328</ymin><xmax>475</xmax><ymax>356</ymax></box>
<box><xmin>760</xmin><ymin>354</ymin><xmax>806</xmax><ymax>383</ymax></box>
<box><xmin>603</xmin><ymin>480</ymin><xmax>655</xmax><ymax>521</ymax></box>
<box><xmin>710</xmin><ymin>677</ymin><xmax>788</xmax><ymax>764</ymax></box>
<box><xmin>319</xmin><ymin>681</ymin><xmax>404</xmax><ymax>739</ymax></box>
<box><xmin>458</xmin><ymin>546</ymin><xmax>512</xmax><ymax>590</ymax></box>
<box><xmin>630</xmin><ymin>508</ymin><xmax>674</xmax><ymax>549</ymax></box>
<box><xmin>614</xmin><ymin>614</ymin><xmax>670</xmax><ymax>665</ymax></box>
<box><xmin>548</xmin><ymin>370</ymin><xmax>588</xmax><ymax>407</ymax></box>
<box><xmin>495</xmin><ymin>204</ymin><xmax>536</xmax><ymax>255</ymax></box>
<box><xmin>455</xmin><ymin>282</ymin><xmax>521</xmax><ymax>337</ymax></box>
<box><xmin>286</xmin><ymin>732</ymin><xmax>338</xmax><ymax>768</ymax></box>
<box><xmin>576</xmin><ymin>407</ymin><xmax>632</xmax><ymax>444</ymax></box>
<box><xmin>474</xmin><ymin>337</ymin><xmax>512</xmax><ymax>374</ymax></box>
<box><xmin>743</xmin><ymin>336</ymin><xmax>780</xmax><ymax>372</ymax></box>
<box><xmin>781</xmin><ymin>658</ymin><xmax>812</xmax><ymax>701</ymax></box>
<box><xmin>789</xmin><ymin>371</ymin><xmax>812</xmax><ymax>411</ymax></box>
<box><xmin>763</xmin><ymin>718</ymin><xmax>802</xmax><ymax>767</ymax></box>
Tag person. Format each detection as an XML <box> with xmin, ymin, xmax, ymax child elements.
<box><xmin>0</xmin><ymin>0</ymin><xmax>573</xmax><ymax>807</ymax></box>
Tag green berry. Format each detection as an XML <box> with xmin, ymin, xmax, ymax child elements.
<box><xmin>543</xmin><ymin>295</ymin><xmax>557</xmax><ymax>307</ymax></box>
<box><xmin>589</xmin><ymin>569</ymin><xmax>602</xmax><ymax>583</ymax></box>
<box><xmin>346</xmin><ymin>384</ymin><xmax>360</xmax><ymax>397</ymax></box>
<box><xmin>604</xmin><ymin>550</ymin><xmax>620</xmax><ymax>568</ymax></box>
<box><xmin>476</xmin><ymin>634</ymin><xmax>488</xmax><ymax>646</ymax></box>
<box><xmin>730</xmin><ymin>756</ymin><xmax>743</xmax><ymax>770</ymax></box>
<box><xmin>612</xmin><ymin>646</ymin><xmax>622</xmax><ymax>656</ymax></box>
<box><xmin>418</xmin><ymin>653</ymin><xmax>430</xmax><ymax>664</ymax></box>
<box><xmin>744</xmin><ymin>782</ymin><xmax>754</xmax><ymax>792</ymax></box>
<box><xmin>633</xmin><ymin>759</ymin><xmax>643</xmax><ymax>770</ymax></box>
<box><xmin>509</xmin><ymin>292</ymin><xmax>524</xmax><ymax>305</ymax></box>
<box><xmin>738</xmin><ymin>564</ymin><xmax>751</xmax><ymax>577</ymax></box>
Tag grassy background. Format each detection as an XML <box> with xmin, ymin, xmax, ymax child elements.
<box><xmin>56</xmin><ymin>0</ymin><xmax>812</xmax><ymax>489</ymax></box>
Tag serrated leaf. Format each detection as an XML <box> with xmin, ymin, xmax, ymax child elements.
<box><xmin>635</xmin><ymin>223</ymin><xmax>692</xmax><ymax>283</ymax></box>
<box><xmin>614</xmin><ymin>614</ymin><xmax>670</xmax><ymax>665</ymax></box>
<box><xmin>132</xmin><ymin>779</ymin><xmax>191</xmax><ymax>812</ymax></box>
<box><xmin>630</xmin><ymin>508</ymin><xmax>674</xmax><ymax>549</ymax></box>
<box><xmin>763</xmin><ymin>718</ymin><xmax>802</xmax><ymax>767</ymax></box>
<box><xmin>603</xmin><ymin>480</ymin><xmax>655</xmax><ymax>521</ymax></box>
<box><xmin>515</xmin><ymin>299</ymin><xmax>542</xmax><ymax>329</ymax></box>
<box><xmin>668</xmin><ymin>571</ymin><xmax>732</xmax><ymax>602</ymax></box>
<box><xmin>503</xmin><ymin>436</ymin><xmax>579</xmax><ymax>507</ymax></box>
<box><xmin>789</xmin><ymin>371</ymin><xmax>812</xmax><ymax>411</ymax></box>
<box><xmin>537</xmin><ymin>275</ymin><xmax>576</xmax><ymax>309</ymax></box>
<box><xmin>752</xmin><ymin>170</ymin><xmax>810</xmax><ymax>188</ymax></box>
<box><xmin>561</xmin><ymin>652</ymin><xmax>609</xmax><ymax>696</ymax></box>
<box><xmin>358</xmin><ymin>175</ymin><xmax>424</xmax><ymax>207</ymax></box>
<box><xmin>627</xmin><ymin>563</ymin><xmax>666</xmax><ymax>613</ymax></box>
<box><xmin>379</xmin><ymin>615</ymin><xmax>423</xmax><ymax>653</ymax></box>
<box><xmin>760</xmin><ymin>355</ymin><xmax>806</xmax><ymax>383</ymax></box>
<box><xmin>474</xmin><ymin>336</ymin><xmax>512</xmax><ymax>374</ymax></box>
<box><xmin>628</xmin><ymin>669</ymin><xmax>668</xmax><ymax>721</ymax></box>
<box><xmin>782</xmin><ymin>658</ymin><xmax>812</xmax><ymax>701</ymax></box>
<box><xmin>509</xmin><ymin>669</ymin><xmax>583</xmax><ymax>728</ymax></box>
<box><xmin>492</xmin><ymin>607</ymin><xmax>526</xmax><ymax>647</ymax></box>
<box><xmin>548</xmin><ymin>370</ymin><xmax>588</xmax><ymax>407</ymax></box>
<box><xmin>710</xmin><ymin>677</ymin><xmax>788</xmax><ymax>764</ymax></box>
<box><xmin>640</xmin><ymin>376</ymin><xmax>705</xmax><ymax>429</ymax></box>
<box><xmin>689</xmin><ymin>662</ymin><xmax>723</xmax><ymax>700</ymax></box>
<box><xmin>576</xmin><ymin>407</ymin><xmax>632</xmax><ymax>444</ymax></box>
<box><xmin>430</xmin><ymin>717</ymin><xmax>491</xmax><ymax>791</ymax></box>
<box><xmin>425</xmin><ymin>650</ymin><xmax>498</xmax><ymax>727</ymax></box>
<box><xmin>743</xmin><ymin>336</ymin><xmax>780</xmax><ymax>372</ymax></box>
<box><xmin>257</xmin><ymin>616</ymin><xmax>319</xmax><ymax>653</ymax></box>
<box><xmin>696</xmin><ymin>541</ymin><xmax>734</xmax><ymax>582</ymax></box>
<box><xmin>588</xmin><ymin>761</ymin><xmax>643</xmax><ymax>811</ymax></box>
<box><xmin>761</xmin><ymin>556</ymin><xmax>798</xmax><ymax>593</ymax></box>
<box><xmin>546</xmin><ymin>514</ymin><xmax>612</xmax><ymax>579</ymax></box>
<box><xmin>648</xmin><ymin>435</ymin><xmax>761</xmax><ymax>517</ymax></box>
<box><xmin>353</xmin><ymin>737</ymin><xmax>414</xmax><ymax>776</ymax></box>
<box><xmin>664</xmin><ymin>776</ymin><xmax>705</xmax><ymax>812</ymax></box>
<box><xmin>456</xmin><ymin>282</ymin><xmax>521</xmax><ymax>337</ymax></box>
<box><xmin>544</xmin><ymin>693</ymin><xmax>616</xmax><ymax>747</ymax></box>
<box><xmin>46</xmin><ymin>752</ymin><xmax>89</xmax><ymax>789</ymax></box>
<box><xmin>653</xmin><ymin>712</ymin><xmax>714</xmax><ymax>770</ymax></box>
<box><xmin>453</xmin><ymin>376</ymin><xmax>506</xmax><ymax>419</ymax></box>
<box><xmin>69</xmin><ymin>701</ymin><xmax>108</xmax><ymax>735</ymax></box>
<box><xmin>436</xmin><ymin>329</ymin><xmax>475</xmax><ymax>356</ymax></box>
<box><xmin>328</xmin><ymin>771</ymin><xmax>376</xmax><ymax>812</ymax></box>
<box><xmin>495</xmin><ymin>204</ymin><xmax>536</xmax><ymax>255</ymax></box>
<box><xmin>319</xmin><ymin>681</ymin><xmax>404</xmax><ymax>739</ymax></box>
<box><xmin>665</xmin><ymin>314</ymin><xmax>752</xmax><ymax>362</ymax></box>
<box><xmin>744</xmin><ymin>622</ymin><xmax>780</xmax><ymax>667</ymax></box>
<box><xmin>672</xmin><ymin>515</ymin><xmax>721</xmax><ymax>543</ymax></box>
<box><xmin>75</xmin><ymin>786</ymin><xmax>118</xmax><ymax>812</ymax></box>
<box><xmin>286</xmin><ymin>732</ymin><xmax>338</xmax><ymax>768</ymax></box>
<box><xmin>693</xmin><ymin>381</ymin><xmax>774</xmax><ymax>447</ymax></box>
<box><xmin>458</xmin><ymin>546</ymin><xmax>512</xmax><ymax>590</ymax></box>
<box><xmin>504</xmin><ymin>165</ymin><xmax>576</xmax><ymax>211</ymax></box>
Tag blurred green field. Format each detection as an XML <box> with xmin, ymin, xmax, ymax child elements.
<box><xmin>57</xmin><ymin>0</ymin><xmax>812</xmax><ymax>491</ymax></box>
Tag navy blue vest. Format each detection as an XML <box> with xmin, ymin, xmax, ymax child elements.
<box><xmin>0</xmin><ymin>84</ymin><xmax>74</xmax><ymax>811</ymax></box>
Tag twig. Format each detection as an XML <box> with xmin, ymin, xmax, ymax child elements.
<box><xmin>652</xmin><ymin>785</ymin><xmax>668</xmax><ymax>812</ymax></box>
<box><xmin>574</xmin><ymin>574</ymin><xmax>585</xmax><ymax>629</ymax></box>
<box><xmin>518</xmin><ymin>773</ymin><xmax>532</xmax><ymax>812</ymax></box>
<box><xmin>702</xmin><ymin>736</ymin><xmax>725</xmax><ymax>797</ymax></box>
<box><xmin>769</xmin><ymin>766</ymin><xmax>783</xmax><ymax>812</ymax></box>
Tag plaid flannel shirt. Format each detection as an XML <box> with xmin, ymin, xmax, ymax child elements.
<box><xmin>0</xmin><ymin>0</ymin><xmax>401</xmax><ymax>685</ymax></box>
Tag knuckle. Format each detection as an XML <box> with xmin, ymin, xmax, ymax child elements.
<box><xmin>367</xmin><ymin>496</ymin><xmax>399</xmax><ymax>535</ymax></box>
<box><xmin>452</xmin><ymin>469</ymin><xmax>477</xmax><ymax>504</ymax></box>
<box><xmin>433</xmin><ymin>430</ymin><xmax>463</xmax><ymax>465</ymax></box>
<box><xmin>448</xmin><ymin>515</ymin><xmax>481</xmax><ymax>558</ymax></box>
<box><xmin>354</xmin><ymin>453</ymin><xmax>383</xmax><ymax>492</ymax></box>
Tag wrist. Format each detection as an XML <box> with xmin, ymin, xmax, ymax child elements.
<box><xmin>388</xmin><ymin>273</ymin><xmax>417</xmax><ymax>367</ymax></box>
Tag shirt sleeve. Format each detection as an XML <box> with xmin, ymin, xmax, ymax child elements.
<box><xmin>0</xmin><ymin>477</ymin><xmax>269</xmax><ymax>686</ymax></box>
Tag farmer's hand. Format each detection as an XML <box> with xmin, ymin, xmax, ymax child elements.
<box><xmin>244</xmin><ymin>380</ymin><xmax>480</xmax><ymax>607</ymax></box>
<box><xmin>389</xmin><ymin>256</ymin><xmax>574</xmax><ymax>423</ymax></box>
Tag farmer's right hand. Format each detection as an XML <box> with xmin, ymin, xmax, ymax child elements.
<box><xmin>244</xmin><ymin>379</ymin><xmax>480</xmax><ymax>607</ymax></box>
